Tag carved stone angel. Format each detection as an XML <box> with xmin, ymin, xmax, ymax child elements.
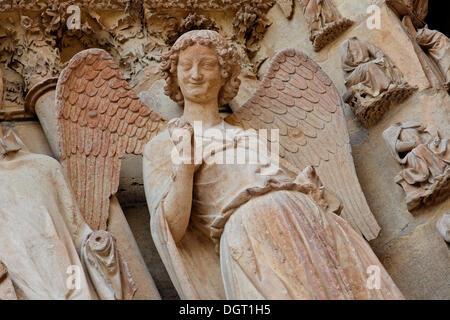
<box><xmin>142</xmin><ymin>30</ymin><xmax>403</xmax><ymax>299</ymax></box>
<box><xmin>340</xmin><ymin>37</ymin><xmax>417</xmax><ymax>127</ymax></box>
<box><xmin>383</xmin><ymin>121</ymin><xmax>450</xmax><ymax>211</ymax></box>
<box><xmin>0</xmin><ymin>126</ymin><xmax>135</xmax><ymax>300</ymax></box>
<box><xmin>298</xmin><ymin>0</ymin><xmax>353</xmax><ymax>51</ymax></box>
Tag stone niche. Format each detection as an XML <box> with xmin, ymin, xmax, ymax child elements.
<box><xmin>0</xmin><ymin>0</ymin><xmax>449</xmax><ymax>300</ymax></box>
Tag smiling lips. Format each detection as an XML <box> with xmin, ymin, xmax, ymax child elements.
<box><xmin>188</xmin><ymin>81</ymin><xmax>204</xmax><ymax>86</ymax></box>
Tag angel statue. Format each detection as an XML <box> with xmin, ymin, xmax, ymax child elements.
<box><xmin>54</xmin><ymin>29</ymin><xmax>402</xmax><ymax>299</ymax></box>
<box><xmin>0</xmin><ymin>126</ymin><xmax>136</xmax><ymax>300</ymax></box>
<box><xmin>140</xmin><ymin>29</ymin><xmax>404</xmax><ymax>300</ymax></box>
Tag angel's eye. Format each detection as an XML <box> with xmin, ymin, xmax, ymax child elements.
<box><xmin>201</xmin><ymin>60</ymin><xmax>217</xmax><ymax>69</ymax></box>
<box><xmin>179</xmin><ymin>61</ymin><xmax>192</xmax><ymax>70</ymax></box>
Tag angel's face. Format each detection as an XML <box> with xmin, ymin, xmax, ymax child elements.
<box><xmin>177</xmin><ymin>44</ymin><xmax>225</xmax><ymax>105</ymax></box>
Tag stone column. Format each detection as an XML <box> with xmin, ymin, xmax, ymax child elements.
<box><xmin>25</xmin><ymin>78</ymin><xmax>60</xmax><ymax>158</ymax></box>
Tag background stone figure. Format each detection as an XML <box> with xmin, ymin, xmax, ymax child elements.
<box><xmin>299</xmin><ymin>0</ymin><xmax>353</xmax><ymax>51</ymax></box>
<box><xmin>0</xmin><ymin>126</ymin><xmax>136</xmax><ymax>300</ymax></box>
<box><xmin>340</xmin><ymin>37</ymin><xmax>417</xmax><ymax>127</ymax></box>
<box><xmin>416</xmin><ymin>27</ymin><xmax>450</xmax><ymax>92</ymax></box>
<box><xmin>143</xmin><ymin>30</ymin><xmax>404</xmax><ymax>300</ymax></box>
<box><xmin>383</xmin><ymin>121</ymin><xmax>450</xmax><ymax>211</ymax></box>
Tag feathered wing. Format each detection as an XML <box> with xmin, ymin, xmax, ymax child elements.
<box><xmin>56</xmin><ymin>49</ymin><xmax>166</xmax><ymax>230</ymax></box>
<box><xmin>226</xmin><ymin>49</ymin><xmax>380</xmax><ymax>240</ymax></box>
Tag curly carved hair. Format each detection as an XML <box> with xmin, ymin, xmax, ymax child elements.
<box><xmin>161</xmin><ymin>30</ymin><xmax>242</xmax><ymax>107</ymax></box>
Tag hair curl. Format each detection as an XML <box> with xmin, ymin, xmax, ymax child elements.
<box><xmin>161</xmin><ymin>30</ymin><xmax>242</xmax><ymax>107</ymax></box>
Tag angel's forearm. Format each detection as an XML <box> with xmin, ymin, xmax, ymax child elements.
<box><xmin>162</xmin><ymin>165</ymin><xmax>195</xmax><ymax>243</ymax></box>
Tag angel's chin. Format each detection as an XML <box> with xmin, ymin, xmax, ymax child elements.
<box><xmin>184</xmin><ymin>91</ymin><xmax>210</xmax><ymax>102</ymax></box>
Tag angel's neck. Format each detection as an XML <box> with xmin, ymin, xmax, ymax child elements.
<box><xmin>183</xmin><ymin>100</ymin><xmax>222</xmax><ymax>128</ymax></box>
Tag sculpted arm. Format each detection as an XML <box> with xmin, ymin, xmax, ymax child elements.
<box><xmin>143</xmin><ymin>121</ymin><xmax>196</xmax><ymax>243</ymax></box>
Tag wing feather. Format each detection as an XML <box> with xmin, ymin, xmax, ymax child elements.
<box><xmin>226</xmin><ymin>49</ymin><xmax>380</xmax><ymax>240</ymax></box>
<box><xmin>56</xmin><ymin>48</ymin><xmax>167</xmax><ymax>230</ymax></box>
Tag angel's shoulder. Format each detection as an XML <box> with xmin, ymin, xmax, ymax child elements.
<box><xmin>143</xmin><ymin>127</ymin><xmax>171</xmax><ymax>158</ymax></box>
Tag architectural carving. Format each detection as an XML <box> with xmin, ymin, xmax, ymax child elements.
<box><xmin>143</xmin><ymin>30</ymin><xmax>404</xmax><ymax>300</ymax></box>
<box><xmin>416</xmin><ymin>27</ymin><xmax>450</xmax><ymax>92</ymax></box>
<box><xmin>0</xmin><ymin>126</ymin><xmax>136</xmax><ymax>299</ymax></box>
<box><xmin>298</xmin><ymin>0</ymin><xmax>353</xmax><ymax>51</ymax></box>
<box><xmin>56</xmin><ymin>48</ymin><xmax>166</xmax><ymax>230</ymax></box>
<box><xmin>0</xmin><ymin>1</ymin><xmax>276</xmax><ymax>120</ymax></box>
<box><xmin>436</xmin><ymin>213</ymin><xmax>450</xmax><ymax>243</ymax></box>
<box><xmin>383</xmin><ymin>121</ymin><xmax>450</xmax><ymax>211</ymax></box>
<box><xmin>340</xmin><ymin>37</ymin><xmax>417</xmax><ymax>127</ymax></box>
<box><xmin>0</xmin><ymin>69</ymin><xmax>27</xmax><ymax>120</ymax></box>
<box><xmin>144</xmin><ymin>0</ymin><xmax>275</xmax><ymax>55</ymax></box>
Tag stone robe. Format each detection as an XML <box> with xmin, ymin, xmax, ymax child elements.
<box><xmin>0</xmin><ymin>129</ymin><xmax>135</xmax><ymax>300</ymax></box>
<box><xmin>144</xmin><ymin>120</ymin><xmax>404</xmax><ymax>300</ymax></box>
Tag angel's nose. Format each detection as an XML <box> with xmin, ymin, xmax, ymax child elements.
<box><xmin>190</xmin><ymin>64</ymin><xmax>203</xmax><ymax>81</ymax></box>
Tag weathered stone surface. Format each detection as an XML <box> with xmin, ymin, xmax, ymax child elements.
<box><xmin>376</xmin><ymin>204</ymin><xmax>450</xmax><ymax>300</ymax></box>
